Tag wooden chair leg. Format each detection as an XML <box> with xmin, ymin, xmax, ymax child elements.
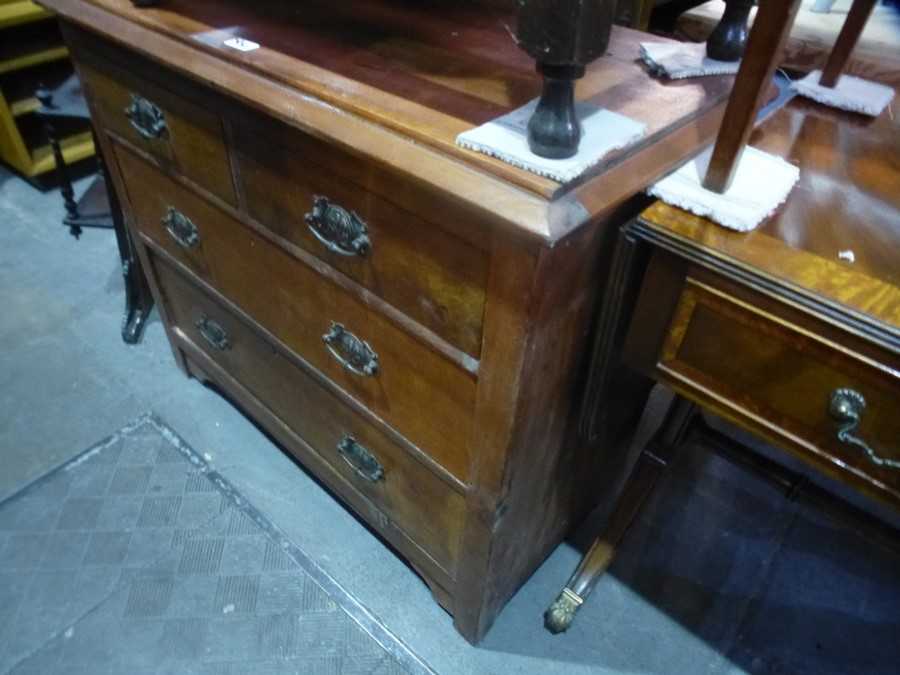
<box><xmin>36</xmin><ymin>87</ymin><xmax>83</xmax><ymax>237</ymax></box>
<box><xmin>702</xmin><ymin>0</ymin><xmax>803</xmax><ymax>193</ymax></box>
<box><xmin>544</xmin><ymin>396</ymin><xmax>698</xmax><ymax>634</ymax></box>
<box><xmin>818</xmin><ymin>0</ymin><xmax>877</xmax><ymax>87</ymax></box>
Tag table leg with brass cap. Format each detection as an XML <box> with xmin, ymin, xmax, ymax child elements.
<box><xmin>544</xmin><ymin>396</ymin><xmax>696</xmax><ymax>633</ymax></box>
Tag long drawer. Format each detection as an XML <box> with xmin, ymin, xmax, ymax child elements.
<box><xmin>153</xmin><ymin>256</ymin><xmax>466</xmax><ymax>576</ymax></box>
<box><xmin>233</xmin><ymin>122</ymin><xmax>489</xmax><ymax>359</ymax></box>
<box><xmin>114</xmin><ymin>143</ymin><xmax>477</xmax><ymax>482</ymax></box>
<box><xmin>76</xmin><ymin>49</ymin><xmax>236</xmax><ymax>206</ymax></box>
<box><xmin>630</xmin><ymin>265</ymin><xmax>900</xmax><ymax>500</ymax></box>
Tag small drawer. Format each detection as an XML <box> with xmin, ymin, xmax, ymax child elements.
<box><xmin>116</xmin><ymin>144</ymin><xmax>476</xmax><ymax>482</ymax></box>
<box><xmin>153</xmin><ymin>258</ymin><xmax>465</xmax><ymax>575</ymax></box>
<box><xmin>77</xmin><ymin>50</ymin><xmax>236</xmax><ymax>205</ymax></box>
<box><xmin>652</xmin><ymin>275</ymin><xmax>900</xmax><ymax>499</ymax></box>
<box><xmin>232</xmin><ymin>123</ymin><xmax>488</xmax><ymax>359</ymax></box>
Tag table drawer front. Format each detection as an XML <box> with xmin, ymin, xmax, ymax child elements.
<box><xmin>77</xmin><ymin>53</ymin><xmax>236</xmax><ymax>206</ymax></box>
<box><xmin>116</xmin><ymin>145</ymin><xmax>475</xmax><ymax>482</ymax></box>
<box><xmin>233</xmin><ymin>125</ymin><xmax>488</xmax><ymax>359</ymax></box>
<box><xmin>659</xmin><ymin>278</ymin><xmax>900</xmax><ymax>495</ymax></box>
<box><xmin>153</xmin><ymin>258</ymin><xmax>465</xmax><ymax>574</ymax></box>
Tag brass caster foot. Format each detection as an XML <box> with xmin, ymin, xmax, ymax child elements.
<box><xmin>543</xmin><ymin>587</ymin><xmax>583</xmax><ymax>634</ymax></box>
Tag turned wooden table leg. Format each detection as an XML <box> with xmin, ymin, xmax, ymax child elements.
<box><xmin>516</xmin><ymin>0</ymin><xmax>616</xmax><ymax>158</ymax></box>
<box><xmin>702</xmin><ymin>0</ymin><xmax>802</xmax><ymax>193</ymax></box>
<box><xmin>706</xmin><ymin>0</ymin><xmax>756</xmax><ymax>62</ymax></box>
<box><xmin>526</xmin><ymin>63</ymin><xmax>585</xmax><ymax>159</ymax></box>
<box><xmin>545</xmin><ymin>396</ymin><xmax>697</xmax><ymax>634</ymax></box>
<box><xmin>818</xmin><ymin>0</ymin><xmax>877</xmax><ymax>87</ymax></box>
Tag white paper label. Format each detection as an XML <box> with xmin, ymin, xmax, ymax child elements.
<box><xmin>224</xmin><ymin>37</ymin><xmax>260</xmax><ymax>52</ymax></box>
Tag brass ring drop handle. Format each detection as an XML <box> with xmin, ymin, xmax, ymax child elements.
<box><xmin>322</xmin><ymin>322</ymin><xmax>379</xmax><ymax>376</ymax></box>
<box><xmin>196</xmin><ymin>314</ymin><xmax>230</xmax><ymax>351</ymax></box>
<box><xmin>828</xmin><ymin>388</ymin><xmax>899</xmax><ymax>468</ymax></box>
<box><xmin>124</xmin><ymin>93</ymin><xmax>168</xmax><ymax>140</ymax></box>
<box><xmin>305</xmin><ymin>196</ymin><xmax>372</xmax><ymax>257</ymax></box>
<box><xmin>162</xmin><ymin>207</ymin><xmax>200</xmax><ymax>248</ymax></box>
<box><xmin>337</xmin><ymin>436</ymin><xmax>384</xmax><ymax>483</ymax></box>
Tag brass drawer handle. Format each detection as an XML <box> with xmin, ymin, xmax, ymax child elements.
<box><xmin>305</xmin><ymin>196</ymin><xmax>372</xmax><ymax>257</ymax></box>
<box><xmin>196</xmin><ymin>313</ymin><xmax>230</xmax><ymax>351</ymax></box>
<box><xmin>828</xmin><ymin>388</ymin><xmax>898</xmax><ymax>469</ymax></box>
<box><xmin>337</xmin><ymin>435</ymin><xmax>384</xmax><ymax>483</ymax></box>
<box><xmin>162</xmin><ymin>207</ymin><xmax>199</xmax><ymax>248</ymax></box>
<box><xmin>124</xmin><ymin>93</ymin><xmax>168</xmax><ymax>140</ymax></box>
<box><xmin>322</xmin><ymin>322</ymin><xmax>379</xmax><ymax>376</ymax></box>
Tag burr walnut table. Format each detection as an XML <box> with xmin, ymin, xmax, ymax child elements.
<box><xmin>547</xmin><ymin>94</ymin><xmax>900</xmax><ymax>632</ymax></box>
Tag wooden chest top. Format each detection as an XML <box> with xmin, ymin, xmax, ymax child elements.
<box><xmin>39</xmin><ymin>0</ymin><xmax>735</xmax><ymax>242</ymax></box>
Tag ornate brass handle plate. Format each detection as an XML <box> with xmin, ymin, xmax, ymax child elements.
<box><xmin>196</xmin><ymin>314</ymin><xmax>230</xmax><ymax>351</ymax></box>
<box><xmin>162</xmin><ymin>207</ymin><xmax>199</xmax><ymax>248</ymax></box>
<box><xmin>322</xmin><ymin>322</ymin><xmax>378</xmax><ymax>376</ymax></box>
<box><xmin>124</xmin><ymin>93</ymin><xmax>168</xmax><ymax>140</ymax></box>
<box><xmin>337</xmin><ymin>435</ymin><xmax>384</xmax><ymax>483</ymax></box>
<box><xmin>305</xmin><ymin>196</ymin><xmax>371</xmax><ymax>257</ymax></box>
<box><xmin>828</xmin><ymin>388</ymin><xmax>898</xmax><ymax>468</ymax></box>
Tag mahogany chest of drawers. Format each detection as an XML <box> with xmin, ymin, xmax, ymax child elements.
<box><xmin>45</xmin><ymin>0</ymin><xmax>733</xmax><ymax>642</ymax></box>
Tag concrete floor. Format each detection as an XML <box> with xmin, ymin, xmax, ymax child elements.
<box><xmin>2</xmin><ymin>164</ymin><xmax>899</xmax><ymax>675</ymax></box>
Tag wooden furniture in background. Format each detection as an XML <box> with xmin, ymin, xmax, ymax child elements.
<box><xmin>0</xmin><ymin>0</ymin><xmax>94</xmax><ymax>178</ymax></box>
<box><xmin>35</xmin><ymin>73</ymin><xmax>109</xmax><ymax>237</ymax></box>
<box><xmin>35</xmin><ymin>72</ymin><xmax>153</xmax><ymax>343</ymax></box>
<box><xmin>41</xmin><ymin>0</ymin><xmax>737</xmax><ymax>643</ymax></box>
<box><xmin>687</xmin><ymin>0</ymin><xmax>875</xmax><ymax>193</ymax></box>
<box><xmin>545</xmin><ymin>93</ymin><xmax>899</xmax><ymax>632</ymax></box>
<box><xmin>676</xmin><ymin>0</ymin><xmax>900</xmax><ymax>87</ymax></box>
<box><xmin>700</xmin><ymin>0</ymin><xmax>880</xmax><ymax>89</ymax></box>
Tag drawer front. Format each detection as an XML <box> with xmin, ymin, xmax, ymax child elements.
<box><xmin>115</xmin><ymin>144</ymin><xmax>475</xmax><ymax>482</ymax></box>
<box><xmin>233</xmin><ymin>124</ymin><xmax>488</xmax><ymax>359</ymax></box>
<box><xmin>153</xmin><ymin>258</ymin><xmax>465</xmax><ymax>574</ymax></box>
<box><xmin>77</xmin><ymin>52</ymin><xmax>236</xmax><ymax>205</ymax></box>
<box><xmin>658</xmin><ymin>277</ymin><xmax>900</xmax><ymax>497</ymax></box>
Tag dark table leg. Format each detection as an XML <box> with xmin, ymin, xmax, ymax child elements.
<box><xmin>517</xmin><ymin>0</ymin><xmax>617</xmax><ymax>158</ymax></box>
<box><xmin>545</xmin><ymin>395</ymin><xmax>697</xmax><ymax>633</ymax></box>
<box><xmin>104</xmin><ymin>158</ymin><xmax>153</xmax><ymax>344</ymax></box>
<box><xmin>525</xmin><ymin>63</ymin><xmax>585</xmax><ymax>159</ymax></box>
<box><xmin>706</xmin><ymin>0</ymin><xmax>756</xmax><ymax>62</ymax></box>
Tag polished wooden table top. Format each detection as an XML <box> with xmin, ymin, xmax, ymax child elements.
<box><xmin>637</xmin><ymin>96</ymin><xmax>900</xmax><ymax>334</ymax></box>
